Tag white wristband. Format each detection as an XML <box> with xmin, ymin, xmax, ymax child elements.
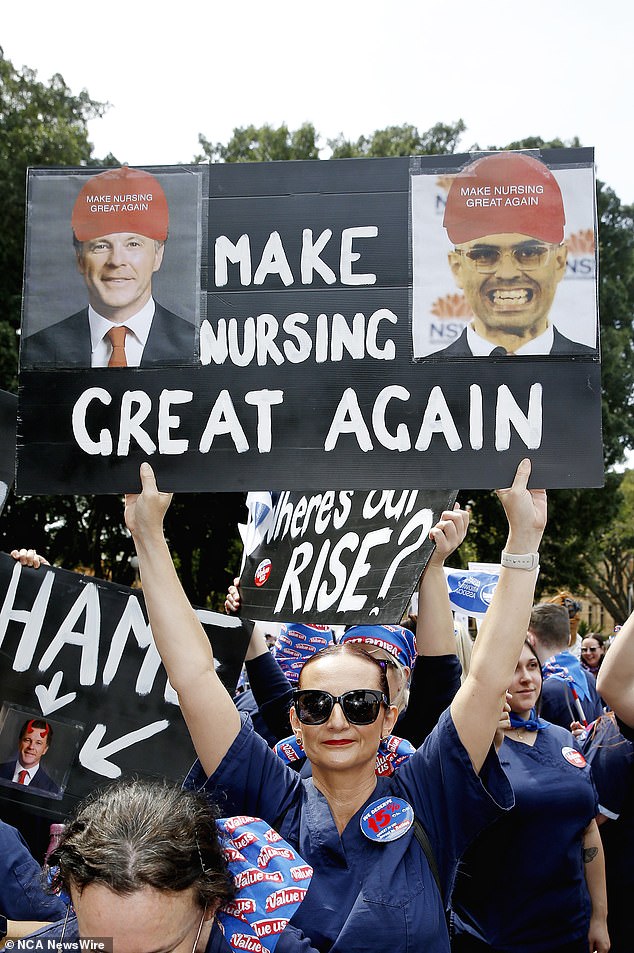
<box><xmin>500</xmin><ymin>551</ymin><xmax>539</xmax><ymax>571</ymax></box>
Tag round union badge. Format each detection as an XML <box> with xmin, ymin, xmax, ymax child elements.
<box><xmin>360</xmin><ymin>796</ymin><xmax>414</xmax><ymax>843</ymax></box>
<box><xmin>562</xmin><ymin>746</ymin><xmax>587</xmax><ymax>768</ymax></box>
<box><xmin>254</xmin><ymin>559</ymin><xmax>272</xmax><ymax>587</ymax></box>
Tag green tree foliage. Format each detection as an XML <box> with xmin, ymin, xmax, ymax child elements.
<box><xmin>596</xmin><ymin>185</ymin><xmax>634</xmax><ymax>467</ymax></box>
<box><xmin>488</xmin><ymin>135</ymin><xmax>582</xmax><ymax>152</ymax></box>
<box><xmin>578</xmin><ymin>468</ymin><xmax>634</xmax><ymax>623</ymax></box>
<box><xmin>196</xmin><ymin>122</ymin><xmax>320</xmax><ymax>163</ymax></box>
<box><xmin>460</xmin><ymin>475</ymin><xmax>625</xmax><ymax>606</ymax></box>
<box><xmin>328</xmin><ymin>120</ymin><xmax>466</xmax><ymax>158</ymax></box>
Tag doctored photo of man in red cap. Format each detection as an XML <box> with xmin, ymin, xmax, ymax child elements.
<box><xmin>410</xmin><ymin>151</ymin><xmax>598</xmax><ymax>358</ymax></box>
<box><xmin>21</xmin><ymin>166</ymin><xmax>199</xmax><ymax>368</ymax></box>
<box><xmin>0</xmin><ymin>718</ymin><xmax>60</xmax><ymax>796</ymax></box>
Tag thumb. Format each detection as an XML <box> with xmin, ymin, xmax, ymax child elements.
<box><xmin>511</xmin><ymin>457</ymin><xmax>532</xmax><ymax>490</ymax></box>
<box><xmin>497</xmin><ymin>457</ymin><xmax>531</xmax><ymax>496</ymax></box>
<box><xmin>139</xmin><ymin>461</ymin><xmax>158</xmax><ymax>492</ymax></box>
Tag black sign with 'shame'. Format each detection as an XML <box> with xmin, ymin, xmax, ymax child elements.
<box><xmin>0</xmin><ymin>553</ymin><xmax>250</xmax><ymax>819</ymax></box>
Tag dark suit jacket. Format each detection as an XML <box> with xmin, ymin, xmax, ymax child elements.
<box><xmin>434</xmin><ymin>325</ymin><xmax>596</xmax><ymax>358</ymax></box>
<box><xmin>21</xmin><ymin>302</ymin><xmax>195</xmax><ymax>368</ymax></box>
<box><xmin>0</xmin><ymin>759</ymin><xmax>60</xmax><ymax>795</ymax></box>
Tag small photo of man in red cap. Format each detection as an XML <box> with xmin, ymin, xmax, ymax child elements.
<box><xmin>412</xmin><ymin>152</ymin><xmax>598</xmax><ymax>358</ymax></box>
<box><xmin>21</xmin><ymin>166</ymin><xmax>197</xmax><ymax>368</ymax></box>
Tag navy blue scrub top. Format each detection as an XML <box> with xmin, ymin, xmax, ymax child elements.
<box><xmin>451</xmin><ymin>723</ymin><xmax>598</xmax><ymax>952</ymax></box>
<box><xmin>0</xmin><ymin>820</ymin><xmax>67</xmax><ymax>921</ymax></box>
<box><xmin>184</xmin><ymin>708</ymin><xmax>513</xmax><ymax>953</ymax></box>
<box><xmin>584</xmin><ymin>715</ymin><xmax>634</xmax><ymax>953</ymax></box>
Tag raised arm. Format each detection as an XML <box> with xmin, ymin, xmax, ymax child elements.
<box><xmin>597</xmin><ymin>612</ymin><xmax>634</xmax><ymax>726</ymax></box>
<box><xmin>125</xmin><ymin>463</ymin><xmax>240</xmax><ymax>776</ymax></box>
<box><xmin>395</xmin><ymin>507</ymin><xmax>468</xmax><ymax>746</ymax></box>
<box><xmin>416</xmin><ymin>504</ymin><xmax>469</xmax><ymax>656</ymax></box>
<box><xmin>450</xmin><ymin>459</ymin><xmax>546</xmax><ymax>772</ymax></box>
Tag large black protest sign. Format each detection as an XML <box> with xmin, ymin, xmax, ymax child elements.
<box><xmin>237</xmin><ymin>488</ymin><xmax>458</xmax><ymax>624</ymax></box>
<box><xmin>17</xmin><ymin>149</ymin><xmax>602</xmax><ymax>494</ymax></box>
<box><xmin>0</xmin><ymin>390</ymin><xmax>17</xmax><ymax>515</ymax></box>
<box><xmin>0</xmin><ymin>553</ymin><xmax>250</xmax><ymax>819</ymax></box>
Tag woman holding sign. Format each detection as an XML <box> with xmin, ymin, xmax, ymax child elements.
<box><xmin>124</xmin><ymin>459</ymin><xmax>545</xmax><ymax>953</ymax></box>
<box><xmin>225</xmin><ymin>502</ymin><xmax>467</xmax><ymax>757</ymax></box>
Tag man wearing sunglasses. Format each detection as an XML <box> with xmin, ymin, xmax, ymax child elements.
<box><xmin>436</xmin><ymin>152</ymin><xmax>596</xmax><ymax>357</ymax></box>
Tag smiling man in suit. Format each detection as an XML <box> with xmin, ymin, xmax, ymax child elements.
<box><xmin>22</xmin><ymin>166</ymin><xmax>194</xmax><ymax>368</ymax></box>
<box><xmin>0</xmin><ymin>718</ymin><xmax>60</xmax><ymax>796</ymax></box>
<box><xmin>436</xmin><ymin>152</ymin><xmax>596</xmax><ymax>357</ymax></box>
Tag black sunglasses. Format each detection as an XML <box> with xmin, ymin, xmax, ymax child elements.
<box><xmin>292</xmin><ymin>689</ymin><xmax>389</xmax><ymax>726</ymax></box>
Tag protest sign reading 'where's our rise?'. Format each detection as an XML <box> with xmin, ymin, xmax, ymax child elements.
<box><xmin>238</xmin><ymin>487</ymin><xmax>457</xmax><ymax>624</ymax></box>
<box><xmin>17</xmin><ymin>148</ymin><xmax>602</xmax><ymax>495</ymax></box>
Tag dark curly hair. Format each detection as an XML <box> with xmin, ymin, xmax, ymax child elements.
<box><xmin>49</xmin><ymin>779</ymin><xmax>235</xmax><ymax>909</ymax></box>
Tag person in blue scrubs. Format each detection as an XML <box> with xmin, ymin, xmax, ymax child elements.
<box><xmin>22</xmin><ymin>779</ymin><xmax>319</xmax><ymax>953</ymax></box>
<box><xmin>597</xmin><ymin>610</ymin><xmax>634</xmax><ymax>953</ymax></box>
<box><xmin>124</xmin><ymin>459</ymin><xmax>546</xmax><ymax>953</ymax></box>
<box><xmin>579</xmin><ymin>712</ymin><xmax>634</xmax><ymax>953</ymax></box>
<box><xmin>451</xmin><ymin>641</ymin><xmax>609</xmax><ymax>953</ymax></box>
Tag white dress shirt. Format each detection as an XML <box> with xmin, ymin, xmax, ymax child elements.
<box><xmin>89</xmin><ymin>299</ymin><xmax>156</xmax><ymax>367</ymax></box>
<box><xmin>11</xmin><ymin>762</ymin><xmax>37</xmax><ymax>785</ymax></box>
<box><xmin>466</xmin><ymin>323</ymin><xmax>555</xmax><ymax>356</ymax></box>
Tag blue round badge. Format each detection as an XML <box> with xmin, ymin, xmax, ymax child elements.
<box><xmin>360</xmin><ymin>796</ymin><xmax>414</xmax><ymax>843</ymax></box>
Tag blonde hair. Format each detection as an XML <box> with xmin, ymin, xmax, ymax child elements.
<box><xmin>454</xmin><ymin>618</ymin><xmax>473</xmax><ymax>683</ymax></box>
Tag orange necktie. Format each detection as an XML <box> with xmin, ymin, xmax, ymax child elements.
<box><xmin>17</xmin><ymin>769</ymin><xmax>28</xmax><ymax>784</ymax></box>
<box><xmin>107</xmin><ymin>326</ymin><xmax>129</xmax><ymax>367</ymax></box>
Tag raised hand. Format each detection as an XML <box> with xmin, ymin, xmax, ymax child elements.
<box><xmin>124</xmin><ymin>462</ymin><xmax>173</xmax><ymax>543</ymax></box>
<box><xmin>225</xmin><ymin>577</ymin><xmax>242</xmax><ymax>615</ymax></box>
<box><xmin>10</xmin><ymin>548</ymin><xmax>49</xmax><ymax>569</ymax></box>
<box><xmin>496</xmin><ymin>458</ymin><xmax>547</xmax><ymax>555</ymax></box>
<box><xmin>428</xmin><ymin>503</ymin><xmax>470</xmax><ymax>566</ymax></box>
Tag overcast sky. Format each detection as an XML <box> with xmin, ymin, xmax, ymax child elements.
<box><xmin>2</xmin><ymin>0</ymin><xmax>633</xmax><ymax>203</ymax></box>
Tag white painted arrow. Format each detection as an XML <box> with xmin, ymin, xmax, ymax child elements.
<box><xmin>79</xmin><ymin>720</ymin><xmax>170</xmax><ymax>779</ymax></box>
<box><xmin>35</xmin><ymin>671</ymin><xmax>77</xmax><ymax>715</ymax></box>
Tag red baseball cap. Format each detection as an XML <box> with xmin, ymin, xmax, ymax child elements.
<box><xmin>443</xmin><ymin>152</ymin><xmax>565</xmax><ymax>245</ymax></box>
<box><xmin>72</xmin><ymin>166</ymin><xmax>169</xmax><ymax>242</ymax></box>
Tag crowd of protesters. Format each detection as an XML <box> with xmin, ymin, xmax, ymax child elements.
<box><xmin>4</xmin><ymin>459</ymin><xmax>634</xmax><ymax>953</ymax></box>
